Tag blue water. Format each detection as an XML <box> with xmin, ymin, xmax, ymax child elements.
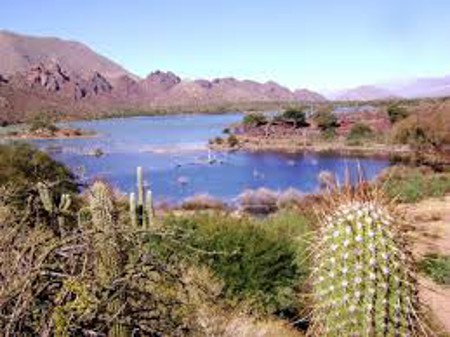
<box><xmin>31</xmin><ymin>113</ymin><xmax>390</xmax><ymax>203</ymax></box>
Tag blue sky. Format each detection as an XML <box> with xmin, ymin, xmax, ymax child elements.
<box><xmin>2</xmin><ymin>0</ymin><xmax>450</xmax><ymax>91</ymax></box>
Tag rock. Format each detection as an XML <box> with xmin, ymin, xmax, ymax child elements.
<box><xmin>0</xmin><ymin>74</ymin><xmax>8</xmax><ymax>84</ymax></box>
<box><xmin>25</xmin><ymin>62</ymin><xmax>70</xmax><ymax>92</ymax></box>
<box><xmin>88</xmin><ymin>71</ymin><xmax>113</xmax><ymax>95</ymax></box>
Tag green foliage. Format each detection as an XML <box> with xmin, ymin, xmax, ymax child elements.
<box><xmin>387</xmin><ymin>104</ymin><xmax>409</xmax><ymax>123</ymax></box>
<box><xmin>313</xmin><ymin>109</ymin><xmax>339</xmax><ymax>132</ymax></box>
<box><xmin>243</xmin><ymin>112</ymin><xmax>268</xmax><ymax>126</ymax></box>
<box><xmin>163</xmin><ymin>211</ymin><xmax>311</xmax><ymax>315</ymax></box>
<box><xmin>28</xmin><ymin>113</ymin><xmax>59</xmax><ymax>133</ymax></box>
<box><xmin>1</xmin><ymin>178</ymin><xmax>214</xmax><ymax>336</ymax></box>
<box><xmin>380</xmin><ymin>166</ymin><xmax>450</xmax><ymax>203</ymax></box>
<box><xmin>279</xmin><ymin>108</ymin><xmax>308</xmax><ymax>127</ymax></box>
<box><xmin>419</xmin><ymin>253</ymin><xmax>450</xmax><ymax>285</ymax></box>
<box><xmin>391</xmin><ymin>112</ymin><xmax>449</xmax><ymax>150</ymax></box>
<box><xmin>346</xmin><ymin>123</ymin><xmax>374</xmax><ymax>145</ymax></box>
<box><xmin>0</xmin><ymin>144</ymin><xmax>77</xmax><ymax>229</ymax></box>
<box><xmin>0</xmin><ymin>143</ymin><xmax>77</xmax><ymax>192</ymax></box>
<box><xmin>312</xmin><ymin>201</ymin><xmax>418</xmax><ymax>336</ymax></box>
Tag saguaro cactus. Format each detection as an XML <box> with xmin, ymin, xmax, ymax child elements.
<box><xmin>311</xmin><ymin>201</ymin><xmax>419</xmax><ymax>336</ymax></box>
<box><xmin>129</xmin><ymin>166</ymin><xmax>154</xmax><ymax>228</ymax></box>
<box><xmin>37</xmin><ymin>182</ymin><xmax>72</xmax><ymax>235</ymax></box>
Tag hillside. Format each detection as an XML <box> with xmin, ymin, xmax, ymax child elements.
<box><xmin>0</xmin><ymin>30</ymin><xmax>136</xmax><ymax>81</ymax></box>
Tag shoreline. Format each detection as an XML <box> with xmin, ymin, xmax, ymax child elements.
<box><xmin>0</xmin><ymin>128</ymin><xmax>98</xmax><ymax>141</ymax></box>
<box><xmin>210</xmin><ymin>136</ymin><xmax>412</xmax><ymax>159</ymax></box>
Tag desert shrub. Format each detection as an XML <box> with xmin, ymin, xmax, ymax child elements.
<box><xmin>378</xmin><ymin>165</ymin><xmax>450</xmax><ymax>203</ymax></box>
<box><xmin>278</xmin><ymin>108</ymin><xmax>308</xmax><ymax>127</ymax></box>
<box><xmin>313</xmin><ymin>108</ymin><xmax>339</xmax><ymax>132</ymax></box>
<box><xmin>419</xmin><ymin>253</ymin><xmax>450</xmax><ymax>285</ymax></box>
<box><xmin>0</xmin><ymin>181</ymin><xmax>220</xmax><ymax>336</ymax></box>
<box><xmin>28</xmin><ymin>113</ymin><xmax>59</xmax><ymax>133</ymax></box>
<box><xmin>163</xmin><ymin>212</ymin><xmax>310</xmax><ymax>315</ymax></box>
<box><xmin>346</xmin><ymin>122</ymin><xmax>374</xmax><ymax>145</ymax></box>
<box><xmin>238</xmin><ymin>188</ymin><xmax>279</xmax><ymax>214</ymax></box>
<box><xmin>227</xmin><ymin>134</ymin><xmax>239</xmax><ymax>147</ymax></box>
<box><xmin>181</xmin><ymin>194</ymin><xmax>227</xmax><ymax>211</ymax></box>
<box><xmin>387</xmin><ymin>104</ymin><xmax>409</xmax><ymax>123</ymax></box>
<box><xmin>276</xmin><ymin>188</ymin><xmax>304</xmax><ymax>209</ymax></box>
<box><xmin>391</xmin><ymin>110</ymin><xmax>450</xmax><ymax>150</ymax></box>
<box><xmin>0</xmin><ymin>143</ymin><xmax>78</xmax><ymax>230</ymax></box>
<box><xmin>0</xmin><ymin>143</ymin><xmax>76</xmax><ymax>191</ymax></box>
<box><xmin>242</xmin><ymin>113</ymin><xmax>267</xmax><ymax>126</ymax></box>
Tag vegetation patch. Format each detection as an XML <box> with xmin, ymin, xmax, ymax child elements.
<box><xmin>419</xmin><ymin>253</ymin><xmax>450</xmax><ymax>285</ymax></box>
<box><xmin>379</xmin><ymin>166</ymin><xmax>450</xmax><ymax>203</ymax></box>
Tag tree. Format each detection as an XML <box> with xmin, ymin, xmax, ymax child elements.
<box><xmin>387</xmin><ymin>104</ymin><xmax>409</xmax><ymax>123</ymax></box>
<box><xmin>279</xmin><ymin>108</ymin><xmax>308</xmax><ymax>127</ymax></box>
<box><xmin>313</xmin><ymin>109</ymin><xmax>339</xmax><ymax>132</ymax></box>
<box><xmin>242</xmin><ymin>113</ymin><xmax>268</xmax><ymax>126</ymax></box>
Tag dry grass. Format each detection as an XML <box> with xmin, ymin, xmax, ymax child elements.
<box><xmin>181</xmin><ymin>193</ymin><xmax>227</xmax><ymax>211</ymax></box>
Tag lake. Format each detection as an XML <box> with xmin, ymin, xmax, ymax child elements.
<box><xmin>32</xmin><ymin>113</ymin><xmax>390</xmax><ymax>203</ymax></box>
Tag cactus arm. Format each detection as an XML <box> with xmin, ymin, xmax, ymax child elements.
<box><xmin>145</xmin><ymin>190</ymin><xmax>154</xmax><ymax>229</ymax></box>
<box><xmin>136</xmin><ymin>166</ymin><xmax>145</xmax><ymax>227</ymax></box>
<box><xmin>37</xmin><ymin>182</ymin><xmax>54</xmax><ymax>213</ymax></box>
<box><xmin>129</xmin><ymin>192</ymin><xmax>137</xmax><ymax>228</ymax></box>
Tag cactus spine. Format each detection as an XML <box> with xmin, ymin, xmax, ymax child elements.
<box><xmin>89</xmin><ymin>182</ymin><xmax>128</xmax><ymax>337</ymax></box>
<box><xmin>129</xmin><ymin>166</ymin><xmax>154</xmax><ymax>228</ymax></box>
<box><xmin>37</xmin><ymin>182</ymin><xmax>72</xmax><ymax>235</ymax></box>
<box><xmin>312</xmin><ymin>201</ymin><xmax>418</xmax><ymax>336</ymax></box>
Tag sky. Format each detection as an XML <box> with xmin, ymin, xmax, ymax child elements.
<box><xmin>2</xmin><ymin>0</ymin><xmax>450</xmax><ymax>91</ymax></box>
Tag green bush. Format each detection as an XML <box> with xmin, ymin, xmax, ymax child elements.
<box><xmin>387</xmin><ymin>104</ymin><xmax>409</xmax><ymax>123</ymax></box>
<box><xmin>28</xmin><ymin>114</ymin><xmax>59</xmax><ymax>133</ymax></box>
<box><xmin>313</xmin><ymin>109</ymin><xmax>339</xmax><ymax>132</ymax></box>
<box><xmin>243</xmin><ymin>113</ymin><xmax>268</xmax><ymax>126</ymax></box>
<box><xmin>0</xmin><ymin>143</ymin><xmax>77</xmax><ymax>192</ymax></box>
<box><xmin>278</xmin><ymin>108</ymin><xmax>308</xmax><ymax>127</ymax></box>
<box><xmin>379</xmin><ymin>166</ymin><xmax>450</xmax><ymax>203</ymax></box>
<box><xmin>346</xmin><ymin>122</ymin><xmax>374</xmax><ymax>145</ymax></box>
<box><xmin>419</xmin><ymin>253</ymin><xmax>450</xmax><ymax>285</ymax></box>
<box><xmin>163</xmin><ymin>211</ymin><xmax>311</xmax><ymax>315</ymax></box>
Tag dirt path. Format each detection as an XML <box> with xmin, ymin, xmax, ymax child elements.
<box><xmin>402</xmin><ymin>195</ymin><xmax>450</xmax><ymax>333</ymax></box>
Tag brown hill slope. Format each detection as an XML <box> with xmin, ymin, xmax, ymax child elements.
<box><xmin>0</xmin><ymin>30</ymin><xmax>136</xmax><ymax>81</ymax></box>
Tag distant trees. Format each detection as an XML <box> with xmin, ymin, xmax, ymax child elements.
<box><xmin>313</xmin><ymin>108</ymin><xmax>339</xmax><ymax>136</ymax></box>
<box><xmin>278</xmin><ymin>108</ymin><xmax>308</xmax><ymax>127</ymax></box>
<box><xmin>243</xmin><ymin>113</ymin><xmax>268</xmax><ymax>126</ymax></box>
<box><xmin>346</xmin><ymin>123</ymin><xmax>374</xmax><ymax>145</ymax></box>
<box><xmin>28</xmin><ymin>114</ymin><xmax>59</xmax><ymax>134</ymax></box>
<box><xmin>387</xmin><ymin>104</ymin><xmax>409</xmax><ymax>123</ymax></box>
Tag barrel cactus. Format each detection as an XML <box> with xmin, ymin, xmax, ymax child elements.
<box><xmin>311</xmin><ymin>200</ymin><xmax>420</xmax><ymax>336</ymax></box>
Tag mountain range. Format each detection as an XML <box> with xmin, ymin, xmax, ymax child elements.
<box><xmin>0</xmin><ymin>30</ymin><xmax>326</xmax><ymax>123</ymax></box>
<box><xmin>1</xmin><ymin>30</ymin><xmax>450</xmax><ymax>123</ymax></box>
<box><xmin>329</xmin><ymin>77</ymin><xmax>450</xmax><ymax>101</ymax></box>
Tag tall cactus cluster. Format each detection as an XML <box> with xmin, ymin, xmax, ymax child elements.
<box><xmin>311</xmin><ymin>200</ymin><xmax>419</xmax><ymax>336</ymax></box>
<box><xmin>89</xmin><ymin>181</ymin><xmax>128</xmax><ymax>337</ymax></box>
<box><xmin>37</xmin><ymin>182</ymin><xmax>72</xmax><ymax>235</ymax></box>
<box><xmin>129</xmin><ymin>166</ymin><xmax>154</xmax><ymax>228</ymax></box>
